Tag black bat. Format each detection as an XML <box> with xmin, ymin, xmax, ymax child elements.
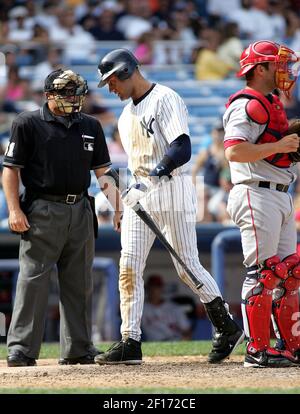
<box><xmin>105</xmin><ymin>168</ymin><xmax>203</xmax><ymax>290</ymax></box>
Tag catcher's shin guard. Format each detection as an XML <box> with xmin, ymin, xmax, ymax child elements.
<box><xmin>272</xmin><ymin>253</ymin><xmax>300</xmax><ymax>353</ymax></box>
<box><xmin>242</xmin><ymin>256</ymin><xmax>288</xmax><ymax>353</ymax></box>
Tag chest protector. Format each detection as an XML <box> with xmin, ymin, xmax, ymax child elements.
<box><xmin>226</xmin><ymin>89</ymin><xmax>291</xmax><ymax>168</ymax></box>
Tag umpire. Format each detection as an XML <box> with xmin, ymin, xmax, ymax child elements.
<box><xmin>2</xmin><ymin>69</ymin><xmax>118</xmax><ymax>367</ymax></box>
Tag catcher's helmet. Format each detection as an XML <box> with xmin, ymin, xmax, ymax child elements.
<box><xmin>237</xmin><ymin>40</ymin><xmax>299</xmax><ymax>93</ymax></box>
<box><xmin>236</xmin><ymin>40</ymin><xmax>280</xmax><ymax>77</ymax></box>
<box><xmin>97</xmin><ymin>48</ymin><xmax>139</xmax><ymax>88</ymax></box>
<box><xmin>44</xmin><ymin>69</ymin><xmax>88</xmax><ymax>114</ymax></box>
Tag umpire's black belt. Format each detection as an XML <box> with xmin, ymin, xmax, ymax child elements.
<box><xmin>258</xmin><ymin>181</ymin><xmax>289</xmax><ymax>193</ymax></box>
<box><xmin>36</xmin><ymin>192</ymin><xmax>85</xmax><ymax>204</ymax></box>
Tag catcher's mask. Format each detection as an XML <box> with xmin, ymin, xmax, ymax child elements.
<box><xmin>236</xmin><ymin>40</ymin><xmax>300</xmax><ymax>94</ymax></box>
<box><xmin>44</xmin><ymin>69</ymin><xmax>88</xmax><ymax>114</ymax></box>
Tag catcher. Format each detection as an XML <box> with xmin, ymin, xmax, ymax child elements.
<box><xmin>223</xmin><ymin>40</ymin><xmax>300</xmax><ymax>367</ymax></box>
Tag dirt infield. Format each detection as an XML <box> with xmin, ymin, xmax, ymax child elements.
<box><xmin>0</xmin><ymin>356</ymin><xmax>300</xmax><ymax>391</ymax></box>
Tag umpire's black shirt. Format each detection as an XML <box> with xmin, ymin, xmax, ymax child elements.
<box><xmin>3</xmin><ymin>103</ymin><xmax>111</xmax><ymax>195</ymax></box>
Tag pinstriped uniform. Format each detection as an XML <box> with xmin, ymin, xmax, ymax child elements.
<box><xmin>118</xmin><ymin>83</ymin><xmax>221</xmax><ymax>341</ymax></box>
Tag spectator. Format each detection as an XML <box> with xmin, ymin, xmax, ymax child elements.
<box><xmin>169</xmin><ymin>2</ymin><xmax>198</xmax><ymax>44</ymax></box>
<box><xmin>217</xmin><ymin>22</ymin><xmax>244</xmax><ymax>71</ymax></box>
<box><xmin>167</xmin><ymin>3</ymin><xmax>198</xmax><ymax>63</ymax></box>
<box><xmin>206</xmin><ymin>0</ymin><xmax>242</xmax><ymax>23</ymax></box>
<box><xmin>89</xmin><ymin>2</ymin><xmax>125</xmax><ymax>41</ymax></box>
<box><xmin>268</xmin><ymin>0</ymin><xmax>287</xmax><ymax>42</ymax></box>
<box><xmin>107</xmin><ymin>125</ymin><xmax>128</xmax><ymax>167</ymax></box>
<box><xmin>33</xmin><ymin>47</ymin><xmax>64</xmax><ymax>83</ymax></box>
<box><xmin>227</xmin><ymin>0</ymin><xmax>254</xmax><ymax>40</ymax></box>
<box><xmin>30</xmin><ymin>23</ymin><xmax>49</xmax><ymax>44</ymax></box>
<box><xmin>207</xmin><ymin>164</ymin><xmax>233</xmax><ymax>224</ymax></box>
<box><xmin>284</xmin><ymin>10</ymin><xmax>300</xmax><ymax>45</ymax></box>
<box><xmin>116</xmin><ymin>0</ymin><xmax>153</xmax><ymax>40</ymax></box>
<box><xmin>7</xmin><ymin>6</ymin><xmax>32</xmax><ymax>42</ymax></box>
<box><xmin>48</xmin><ymin>7</ymin><xmax>95</xmax><ymax>62</ymax></box>
<box><xmin>229</xmin><ymin>0</ymin><xmax>286</xmax><ymax>42</ymax></box>
<box><xmin>0</xmin><ymin>65</ymin><xmax>32</xmax><ymax>113</ymax></box>
<box><xmin>81</xmin><ymin>90</ymin><xmax>116</xmax><ymax>128</ymax></box>
<box><xmin>22</xmin><ymin>81</ymin><xmax>46</xmax><ymax>111</ymax></box>
<box><xmin>0</xmin><ymin>19</ymin><xmax>9</xmax><ymax>43</ymax></box>
<box><xmin>34</xmin><ymin>1</ymin><xmax>60</xmax><ymax>31</ymax></box>
<box><xmin>30</xmin><ymin>24</ymin><xmax>50</xmax><ymax>63</ymax></box>
<box><xmin>74</xmin><ymin>0</ymin><xmax>103</xmax><ymax>24</ymax></box>
<box><xmin>134</xmin><ymin>32</ymin><xmax>155</xmax><ymax>65</ymax></box>
<box><xmin>192</xmin><ymin>120</ymin><xmax>227</xmax><ymax>222</ymax></box>
<box><xmin>195</xmin><ymin>29</ymin><xmax>232</xmax><ymax>80</ymax></box>
<box><xmin>142</xmin><ymin>275</ymin><xmax>192</xmax><ymax>341</ymax></box>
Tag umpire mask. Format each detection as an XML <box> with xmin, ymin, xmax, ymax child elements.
<box><xmin>44</xmin><ymin>69</ymin><xmax>88</xmax><ymax>114</ymax></box>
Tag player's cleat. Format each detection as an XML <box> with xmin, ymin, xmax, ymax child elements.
<box><xmin>244</xmin><ymin>347</ymin><xmax>294</xmax><ymax>368</ymax></box>
<box><xmin>208</xmin><ymin>326</ymin><xmax>245</xmax><ymax>363</ymax></box>
<box><xmin>94</xmin><ymin>338</ymin><xmax>142</xmax><ymax>365</ymax></box>
<box><xmin>206</xmin><ymin>297</ymin><xmax>245</xmax><ymax>363</ymax></box>
<box><xmin>7</xmin><ymin>350</ymin><xmax>37</xmax><ymax>367</ymax></box>
<box><xmin>279</xmin><ymin>349</ymin><xmax>300</xmax><ymax>365</ymax></box>
<box><xmin>274</xmin><ymin>340</ymin><xmax>300</xmax><ymax>365</ymax></box>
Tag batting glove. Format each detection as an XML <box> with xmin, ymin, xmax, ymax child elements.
<box><xmin>121</xmin><ymin>182</ymin><xmax>149</xmax><ymax>208</ymax></box>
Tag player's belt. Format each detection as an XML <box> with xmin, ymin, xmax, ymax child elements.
<box><xmin>35</xmin><ymin>192</ymin><xmax>85</xmax><ymax>204</ymax></box>
<box><xmin>258</xmin><ymin>181</ymin><xmax>289</xmax><ymax>193</ymax></box>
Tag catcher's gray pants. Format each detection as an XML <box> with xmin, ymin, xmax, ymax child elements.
<box><xmin>227</xmin><ymin>183</ymin><xmax>297</xmax><ymax>267</ymax></box>
<box><xmin>7</xmin><ymin>197</ymin><xmax>95</xmax><ymax>359</ymax></box>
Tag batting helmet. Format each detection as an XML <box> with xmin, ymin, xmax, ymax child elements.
<box><xmin>97</xmin><ymin>49</ymin><xmax>139</xmax><ymax>88</ymax></box>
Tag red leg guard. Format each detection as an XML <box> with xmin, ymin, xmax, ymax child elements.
<box><xmin>244</xmin><ymin>256</ymin><xmax>288</xmax><ymax>353</ymax></box>
<box><xmin>273</xmin><ymin>254</ymin><xmax>300</xmax><ymax>353</ymax></box>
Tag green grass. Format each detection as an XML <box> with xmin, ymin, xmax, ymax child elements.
<box><xmin>0</xmin><ymin>340</ymin><xmax>246</xmax><ymax>360</ymax></box>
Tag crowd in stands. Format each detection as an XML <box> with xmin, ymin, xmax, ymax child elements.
<box><xmin>1</xmin><ymin>0</ymin><xmax>300</xmax><ymax>228</ymax></box>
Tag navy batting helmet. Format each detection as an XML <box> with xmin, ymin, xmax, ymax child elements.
<box><xmin>97</xmin><ymin>49</ymin><xmax>139</xmax><ymax>88</ymax></box>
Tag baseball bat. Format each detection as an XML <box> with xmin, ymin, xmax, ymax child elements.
<box><xmin>105</xmin><ymin>168</ymin><xmax>203</xmax><ymax>290</ymax></box>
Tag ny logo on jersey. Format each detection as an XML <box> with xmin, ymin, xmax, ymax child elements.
<box><xmin>140</xmin><ymin>116</ymin><xmax>155</xmax><ymax>138</ymax></box>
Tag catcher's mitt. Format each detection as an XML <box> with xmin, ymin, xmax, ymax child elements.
<box><xmin>287</xmin><ymin>119</ymin><xmax>300</xmax><ymax>162</ymax></box>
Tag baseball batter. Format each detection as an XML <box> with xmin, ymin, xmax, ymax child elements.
<box><xmin>224</xmin><ymin>40</ymin><xmax>300</xmax><ymax>367</ymax></box>
<box><xmin>94</xmin><ymin>49</ymin><xmax>244</xmax><ymax>365</ymax></box>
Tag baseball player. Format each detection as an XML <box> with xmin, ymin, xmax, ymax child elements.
<box><xmin>94</xmin><ymin>48</ymin><xmax>244</xmax><ymax>365</ymax></box>
<box><xmin>223</xmin><ymin>40</ymin><xmax>300</xmax><ymax>367</ymax></box>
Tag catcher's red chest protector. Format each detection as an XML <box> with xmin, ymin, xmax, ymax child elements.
<box><xmin>227</xmin><ymin>89</ymin><xmax>291</xmax><ymax>168</ymax></box>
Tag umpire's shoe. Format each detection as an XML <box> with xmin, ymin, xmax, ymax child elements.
<box><xmin>205</xmin><ymin>297</ymin><xmax>245</xmax><ymax>364</ymax></box>
<box><xmin>7</xmin><ymin>350</ymin><xmax>37</xmax><ymax>367</ymax></box>
<box><xmin>95</xmin><ymin>338</ymin><xmax>142</xmax><ymax>365</ymax></box>
<box><xmin>59</xmin><ymin>349</ymin><xmax>102</xmax><ymax>365</ymax></box>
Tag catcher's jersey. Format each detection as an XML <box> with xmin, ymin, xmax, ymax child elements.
<box><xmin>223</xmin><ymin>98</ymin><xmax>297</xmax><ymax>185</ymax></box>
<box><xmin>118</xmin><ymin>83</ymin><xmax>190</xmax><ymax>177</ymax></box>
